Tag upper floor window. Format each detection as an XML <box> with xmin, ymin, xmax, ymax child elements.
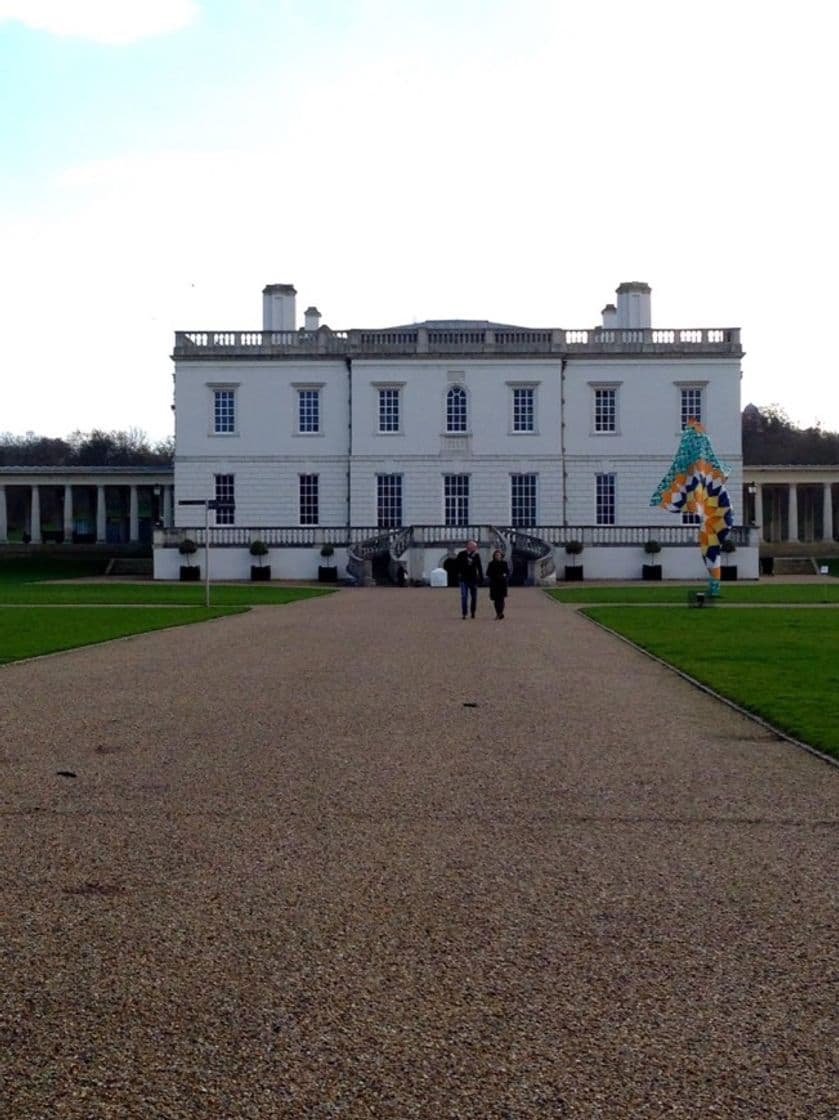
<box><xmin>298</xmin><ymin>388</ymin><xmax>321</xmax><ymax>434</ymax></box>
<box><xmin>594</xmin><ymin>387</ymin><xmax>617</xmax><ymax>433</ymax></box>
<box><xmin>596</xmin><ymin>473</ymin><xmax>616</xmax><ymax>526</ymax></box>
<box><xmin>446</xmin><ymin>386</ymin><xmax>467</xmax><ymax>433</ymax></box>
<box><xmin>512</xmin><ymin>387</ymin><xmax>535</xmax><ymax>433</ymax></box>
<box><xmin>682</xmin><ymin>510</ymin><xmax>701</xmax><ymax>525</ymax></box>
<box><xmin>511</xmin><ymin>474</ymin><xmax>537</xmax><ymax>526</ymax></box>
<box><xmin>214</xmin><ymin>474</ymin><xmax>235</xmax><ymax>525</ymax></box>
<box><xmin>444</xmin><ymin>474</ymin><xmax>470</xmax><ymax>527</ymax></box>
<box><xmin>213</xmin><ymin>389</ymin><xmax>236</xmax><ymax>434</ymax></box>
<box><xmin>680</xmin><ymin>386</ymin><xmax>703</xmax><ymax>429</ymax></box>
<box><xmin>299</xmin><ymin>474</ymin><xmax>319</xmax><ymax>525</ymax></box>
<box><xmin>378</xmin><ymin>387</ymin><xmax>401</xmax><ymax>433</ymax></box>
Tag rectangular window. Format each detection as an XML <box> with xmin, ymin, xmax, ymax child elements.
<box><xmin>511</xmin><ymin>474</ymin><xmax>537</xmax><ymax>527</ymax></box>
<box><xmin>680</xmin><ymin>387</ymin><xmax>703</xmax><ymax>428</ymax></box>
<box><xmin>378</xmin><ymin>388</ymin><xmax>400</xmax><ymax>433</ymax></box>
<box><xmin>213</xmin><ymin>389</ymin><xmax>235</xmax><ymax>434</ymax></box>
<box><xmin>446</xmin><ymin>386</ymin><xmax>468</xmax><ymax>433</ymax></box>
<box><xmin>681</xmin><ymin>510</ymin><xmax>701</xmax><ymax>525</ymax></box>
<box><xmin>594</xmin><ymin>388</ymin><xmax>617</xmax><ymax>433</ymax></box>
<box><xmin>596</xmin><ymin>473</ymin><xmax>616</xmax><ymax>525</ymax></box>
<box><xmin>214</xmin><ymin>474</ymin><xmax>235</xmax><ymax>525</ymax></box>
<box><xmin>377</xmin><ymin>474</ymin><xmax>403</xmax><ymax>528</ymax></box>
<box><xmin>298</xmin><ymin>388</ymin><xmax>321</xmax><ymax>433</ymax></box>
<box><xmin>512</xmin><ymin>387</ymin><xmax>535</xmax><ymax>432</ymax></box>
<box><xmin>299</xmin><ymin>474</ymin><xmax>319</xmax><ymax>526</ymax></box>
<box><xmin>443</xmin><ymin>474</ymin><xmax>470</xmax><ymax>527</ymax></box>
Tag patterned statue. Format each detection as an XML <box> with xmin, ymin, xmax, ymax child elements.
<box><xmin>650</xmin><ymin>420</ymin><xmax>734</xmax><ymax>596</ymax></box>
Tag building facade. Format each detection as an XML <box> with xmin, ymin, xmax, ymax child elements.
<box><xmin>159</xmin><ymin>281</ymin><xmax>754</xmax><ymax>581</ymax></box>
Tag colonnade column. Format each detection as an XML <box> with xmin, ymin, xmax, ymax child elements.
<box><xmin>0</xmin><ymin>485</ymin><xmax>7</xmax><ymax>543</ymax></box>
<box><xmin>129</xmin><ymin>486</ymin><xmax>139</xmax><ymax>542</ymax></box>
<box><xmin>824</xmin><ymin>483</ymin><xmax>835</xmax><ymax>543</ymax></box>
<box><xmin>96</xmin><ymin>486</ymin><xmax>107</xmax><ymax>543</ymax></box>
<box><xmin>30</xmin><ymin>486</ymin><xmax>42</xmax><ymax>543</ymax></box>
<box><xmin>787</xmin><ymin>484</ymin><xmax>798</xmax><ymax>542</ymax></box>
<box><xmin>163</xmin><ymin>485</ymin><xmax>174</xmax><ymax>528</ymax></box>
<box><xmin>63</xmin><ymin>485</ymin><xmax>74</xmax><ymax>543</ymax></box>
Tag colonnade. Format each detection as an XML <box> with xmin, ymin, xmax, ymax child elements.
<box><xmin>749</xmin><ymin>480</ymin><xmax>836</xmax><ymax>544</ymax></box>
<box><xmin>0</xmin><ymin>482</ymin><xmax>175</xmax><ymax>544</ymax></box>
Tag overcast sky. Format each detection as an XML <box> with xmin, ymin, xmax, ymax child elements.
<box><xmin>2</xmin><ymin>0</ymin><xmax>837</xmax><ymax>442</ymax></box>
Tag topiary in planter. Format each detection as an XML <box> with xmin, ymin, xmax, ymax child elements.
<box><xmin>642</xmin><ymin>539</ymin><xmax>662</xmax><ymax>580</ymax></box>
<box><xmin>720</xmin><ymin>538</ymin><xmax>738</xmax><ymax>580</ymax></box>
<box><xmin>319</xmin><ymin>543</ymin><xmax>337</xmax><ymax>583</ymax></box>
<box><xmin>178</xmin><ymin>538</ymin><xmax>200</xmax><ymax>581</ymax></box>
<box><xmin>249</xmin><ymin>539</ymin><xmax>271</xmax><ymax>581</ymax></box>
<box><xmin>563</xmin><ymin>539</ymin><xmax>584</xmax><ymax>581</ymax></box>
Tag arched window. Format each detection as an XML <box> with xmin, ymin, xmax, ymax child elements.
<box><xmin>446</xmin><ymin>386</ymin><xmax>467</xmax><ymax>433</ymax></box>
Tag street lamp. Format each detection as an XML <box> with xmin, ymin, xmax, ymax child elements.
<box><xmin>177</xmin><ymin>498</ymin><xmax>235</xmax><ymax>607</ymax></box>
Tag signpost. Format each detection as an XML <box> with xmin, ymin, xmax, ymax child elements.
<box><xmin>177</xmin><ymin>498</ymin><xmax>235</xmax><ymax>607</ymax></box>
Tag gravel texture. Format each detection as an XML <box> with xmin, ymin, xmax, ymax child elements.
<box><xmin>1</xmin><ymin>587</ymin><xmax>836</xmax><ymax>1119</ymax></box>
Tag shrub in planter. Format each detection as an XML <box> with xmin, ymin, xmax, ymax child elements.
<box><xmin>249</xmin><ymin>539</ymin><xmax>271</xmax><ymax>581</ymax></box>
<box><xmin>642</xmin><ymin>538</ymin><xmax>662</xmax><ymax>581</ymax></box>
<box><xmin>563</xmin><ymin>539</ymin><xmax>584</xmax><ymax>581</ymax></box>
<box><xmin>178</xmin><ymin>538</ymin><xmax>200</xmax><ymax>581</ymax></box>
<box><xmin>318</xmin><ymin>543</ymin><xmax>338</xmax><ymax>583</ymax></box>
<box><xmin>720</xmin><ymin>538</ymin><xmax>738</xmax><ymax>581</ymax></box>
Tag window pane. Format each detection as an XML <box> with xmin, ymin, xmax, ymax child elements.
<box><xmin>512</xmin><ymin>388</ymin><xmax>535</xmax><ymax>432</ymax></box>
<box><xmin>213</xmin><ymin>390</ymin><xmax>235</xmax><ymax>434</ymax></box>
<box><xmin>444</xmin><ymin>474</ymin><xmax>469</xmax><ymax>527</ymax></box>
<box><xmin>214</xmin><ymin>474</ymin><xmax>235</xmax><ymax>525</ymax></box>
<box><xmin>379</xmin><ymin>388</ymin><xmax>400</xmax><ymax>432</ymax></box>
<box><xmin>594</xmin><ymin>388</ymin><xmax>616</xmax><ymax>432</ymax></box>
<box><xmin>298</xmin><ymin>389</ymin><xmax>320</xmax><ymax>433</ymax></box>
<box><xmin>299</xmin><ymin>474</ymin><xmax>319</xmax><ymax>525</ymax></box>
<box><xmin>681</xmin><ymin>387</ymin><xmax>702</xmax><ymax>428</ymax></box>
<box><xmin>377</xmin><ymin>474</ymin><xmax>402</xmax><ymax>528</ymax></box>
<box><xmin>446</xmin><ymin>387</ymin><xmax>467</xmax><ymax>433</ymax></box>
<box><xmin>596</xmin><ymin>473</ymin><xmax>616</xmax><ymax>525</ymax></box>
<box><xmin>511</xmin><ymin>474</ymin><xmax>537</xmax><ymax>527</ymax></box>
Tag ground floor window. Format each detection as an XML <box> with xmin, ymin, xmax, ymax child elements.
<box><xmin>377</xmin><ymin>474</ymin><xmax>403</xmax><ymax>528</ymax></box>
<box><xmin>595</xmin><ymin>473</ymin><xmax>616</xmax><ymax>525</ymax></box>
<box><xmin>214</xmin><ymin>474</ymin><xmax>235</xmax><ymax>525</ymax></box>
<box><xmin>444</xmin><ymin>474</ymin><xmax>470</xmax><ymax>527</ymax></box>
<box><xmin>511</xmin><ymin>474</ymin><xmax>537</xmax><ymax>526</ymax></box>
<box><xmin>299</xmin><ymin>474</ymin><xmax>319</xmax><ymax>525</ymax></box>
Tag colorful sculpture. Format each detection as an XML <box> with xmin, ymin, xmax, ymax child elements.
<box><xmin>650</xmin><ymin>421</ymin><xmax>734</xmax><ymax>596</ymax></box>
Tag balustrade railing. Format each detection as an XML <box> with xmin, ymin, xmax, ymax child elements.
<box><xmin>174</xmin><ymin>326</ymin><xmax>741</xmax><ymax>359</ymax></box>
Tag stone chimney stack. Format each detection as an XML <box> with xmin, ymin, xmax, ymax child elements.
<box><xmin>262</xmin><ymin>283</ymin><xmax>297</xmax><ymax>331</ymax></box>
<box><xmin>615</xmin><ymin>281</ymin><xmax>651</xmax><ymax>329</ymax></box>
<box><xmin>304</xmin><ymin>306</ymin><xmax>321</xmax><ymax>331</ymax></box>
<box><xmin>601</xmin><ymin>303</ymin><xmax>617</xmax><ymax>329</ymax></box>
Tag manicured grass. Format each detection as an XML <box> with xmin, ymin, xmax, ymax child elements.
<box><xmin>0</xmin><ymin>554</ymin><xmax>110</xmax><ymax>583</ymax></box>
<box><xmin>0</xmin><ymin>582</ymin><xmax>335</xmax><ymax>606</ymax></box>
<box><xmin>550</xmin><ymin>584</ymin><xmax>839</xmax><ymax>605</ymax></box>
<box><xmin>583</xmin><ymin>606</ymin><xmax>839</xmax><ymax>759</ymax></box>
<box><xmin>0</xmin><ymin>607</ymin><xmax>246</xmax><ymax>665</ymax></box>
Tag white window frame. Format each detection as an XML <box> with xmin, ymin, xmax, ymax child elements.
<box><xmin>676</xmin><ymin>382</ymin><xmax>707</xmax><ymax>430</ymax></box>
<box><xmin>443</xmin><ymin>474</ymin><xmax>470</xmax><ymax>527</ymax></box>
<box><xmin>508</xmin><ymin>383</ymin><xmax>538</xmax><ymax>434</ymax></box>
<box><xmin>209</xmin><ymin>384</ymin><xmax>239</xmax><ymax>436</ymax></box>
<box><xmin>299</xmin><ymin>474</ymin><xmax>319</xmax><ymax>526</ymax></box>
<box><xmin>510</xmin><ymin>473</ymin><xmax>537</xmax><ymax>527</ymax></box>
<box><xmin>595</xmin><ymin>473</ymin><xmax>616</xmax><ymax>526</ymax></box>
<box><xmin>374</xmin><ymin>384</ymin><xmax>404</xmax><ymax>435</ymax></box>
<box><xmin>213</xmin><ymin>473</ymin><xmax>235</xmax><ymax>525</ymax></box>
<box><xmin>589</xmin><ymin>382</ymin><xmax>621</xmax><ymax>435</ymax></box>
<box><xmin>376</xmin><ymin>474</ymin><xmax>403</xmax><ymax>528</ymax></box>
<box><xmin>293</xmin><ymin>383</ymin><xmax>324</xmax><ymax>436</ymax></box>
<box><xmin>445</xmin><ymin>385</ymin><xmax>468</xmax><ymax>434</ymax></box>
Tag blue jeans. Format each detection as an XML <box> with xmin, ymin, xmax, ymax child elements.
<box><xmin>460</xmin><ymin>581</ymin><xmax>478</xmax><ymax>616</ymax></box>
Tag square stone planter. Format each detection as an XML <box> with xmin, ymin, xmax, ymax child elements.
<box><xmin>642</xmin><ymin>564</ymin><xmax>662</xmax><ymax>581</ymax></box>
<box><xmin>250</xmin><ymin>565</ymin><xmax>271</xmax><ymax>581</ymax></box>
<box><xmin>179</xmin><ymin>566</ymin><xmax>200</xmax><ymax>581</ymax></box>
<box><xmin>564</xmin><ymin>566</ymin><xmax>584</xmax><ymax>581</ymax></box>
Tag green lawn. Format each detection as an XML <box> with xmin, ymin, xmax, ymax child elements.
<box><xmin>0</xmin><ymin>607</ymin><xmax>246</xmax><ymax>664</ymax></box>
<box><xmin>550</xmin><ymin>584</ymin><xmax>839</xmax><ymax>605</ymax></box>
<box><xmin>583</xmin><ymin>606</ymin><xmax>839</xmax><ymax>759</ymax></box>
<box><xmin>0</xmin><ymin>558</ymin><xmax>335</xmax><ymax>662</ymax></box>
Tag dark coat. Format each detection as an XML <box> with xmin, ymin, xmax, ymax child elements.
<box><xmin>486</xmin><ymin>559</ymin><xmax>509</xmax><ymax>601</ymax></box>
<box><xmin>455</xmin><ymin>548</ymin><xmax>484</xmax><ymax>586</ymax></box>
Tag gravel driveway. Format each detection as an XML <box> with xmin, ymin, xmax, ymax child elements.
<box><xmin>1</xmin><ymin>587</ymin><xmax>836</xmax><ymax>1118</ymax></box>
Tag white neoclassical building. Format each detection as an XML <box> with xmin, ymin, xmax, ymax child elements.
<box><xmin>157</xmin><ymin>280</ymin><xmax>757</xmax><ymax>581</ymax></box>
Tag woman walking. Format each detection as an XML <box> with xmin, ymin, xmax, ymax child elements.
<box><xmin>486</xmin><ymin>548</ymin><xmax>510</xmax><ymax>619</ymax></box>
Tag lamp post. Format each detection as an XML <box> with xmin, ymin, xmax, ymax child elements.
<box><xmin>177</xmin><ymin>498</ymin><xmax>234</xmax><ymax>607</ymax></box>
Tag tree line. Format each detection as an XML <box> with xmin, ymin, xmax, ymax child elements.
<box><xmin>742</xmin><ymin>405</ymin><xmax>839</xmax><ymax>465</ymax></box>
<box><xmin>0</xmin><ymin>429</ymin><xmax>174</xmax><ymax>467</ymax></box>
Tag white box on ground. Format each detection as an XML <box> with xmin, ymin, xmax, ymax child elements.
<box><xmin>430</xmin><ymin>568</ymin><xmax>448</xmax><ymax>587</ymax></box>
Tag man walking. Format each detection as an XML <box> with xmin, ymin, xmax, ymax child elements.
<box><xmin>456</xmin><ymin>539</ymin><xmax>483</xmax><ymax>619</ymax></box>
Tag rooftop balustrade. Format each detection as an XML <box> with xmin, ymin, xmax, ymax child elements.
<box><xmin>173</xmin><ymin>325</ymin><xmax>742</xmax><ymax>360</ymax></box>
